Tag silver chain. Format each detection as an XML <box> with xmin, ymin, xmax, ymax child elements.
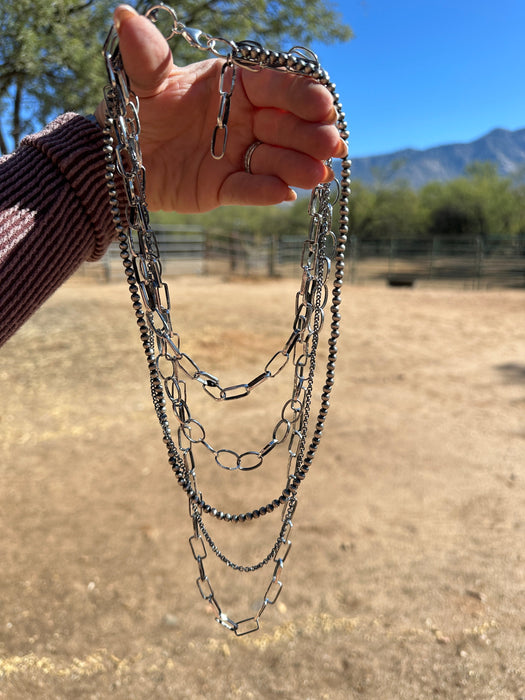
<box><xmin>101</xmin><ymin>4</ymin><xmax>350</xmax><ymax>636</ymax></box>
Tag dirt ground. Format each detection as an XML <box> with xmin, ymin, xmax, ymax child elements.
<box><xmin>0</xmin><ymin>272</ymin><xmax>523</xmax><ymax>699</ymax></box>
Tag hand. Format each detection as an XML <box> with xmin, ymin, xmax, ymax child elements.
<box><xmin>96</xmin><ymin>5</ymin><xmax>347</xmax><ymax>213</ymax></box>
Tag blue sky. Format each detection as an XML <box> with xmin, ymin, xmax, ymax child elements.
<box><xmin>312</xmin><ymin>0</ymin><xmax>525</xmax><ymax>157</ymax></box>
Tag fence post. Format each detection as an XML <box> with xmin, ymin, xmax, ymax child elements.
<box><xmin>268</xmin><ymin>234</ymin><xmax>278</xmax><ymax>277</ymax></box>
<box><xmin>429</xmin><ymin>236</ymin><xmax>438</xmax><ymax>279</ymax></box>
<box><xmin>349</xmin><ymin>234</ymin><xmax>358</xmax><ymax>283</ymax></box>
<box><xmin>229</xmin><ymin>231</ymin><xmax>239</xmax><ymax>273</ymax></box>
<box><xmin>475</xmin><ymin>236</ymin><xmax>484</xmax><ymax>288</ymax></box>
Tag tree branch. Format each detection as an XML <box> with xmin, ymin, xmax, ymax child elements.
<box><xmin>0</xmin><ymin>123</ymin><xmax>9</xmax><ymax>156</ymax></box>
<box><xmin>12</xmin><ymin>77</ymin><xmax>23</xmax><ymax>148</ymax></box>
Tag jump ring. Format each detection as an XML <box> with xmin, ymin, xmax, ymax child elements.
<box><xmin>244</xmin><ymin>140</ymin><xmax>263</xmax><ymax>174</ymax></box>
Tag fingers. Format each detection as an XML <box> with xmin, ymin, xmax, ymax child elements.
<box><xmin>244</xmin><ymin>144</ymin><xmax>333</xmax><ymax>189</ymax></box>
<box><xmin>219</xmin><ymin>173</ymin><xmax>296</xmax><ymax>207</ymax></box>
<box><xmin>241</xmin><ymin>68</ymin><xmax>336</xmax><ymax>123</ymax></box>
<box><xmin>220</xmin><ymin>139</ymin><xmax>336</xmax><ymax>207</ymax></box>
<box><xmin>253</xmin><ymin>108</ymin><xmax>345</xmax><ymax>161</ymax></box>
<box><xmin>114</xmin><ymin>5</ymin><xmax>173</xmax><ymax>97</ymax></box>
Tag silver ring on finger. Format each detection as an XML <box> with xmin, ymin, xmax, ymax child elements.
<box><xmin>244</xmin><ymin>140</ymin><xmax>263</xmax><ymax>174</ymax></box>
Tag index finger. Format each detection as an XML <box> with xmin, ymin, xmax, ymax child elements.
<box><xmin>240</xmin><ymin>68</ymin><xmax>337</xmax><ymax>124</ymax></box>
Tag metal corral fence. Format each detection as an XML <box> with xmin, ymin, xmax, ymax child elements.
<box><xmin>82</xmin><ymin>228</ymin><xmax>525</xmax><ymax>289</ymax></box>
<box><xmin>349</xmin><ymin>234</ymin><xmax>525</xmax><ymax>288</ymax></box>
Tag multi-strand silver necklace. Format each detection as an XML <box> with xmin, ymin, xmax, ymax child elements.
<box><xmin>101</xmin><ymin>4</ymin><xmax>350</xmax><ymax>636</ymax></box>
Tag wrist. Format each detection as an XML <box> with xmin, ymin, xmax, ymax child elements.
<box><xmin>93</xmin><ymin>103</ymin><xmax>106</xmax><ymax>129</ymax></box>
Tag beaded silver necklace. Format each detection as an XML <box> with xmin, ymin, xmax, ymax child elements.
<box><xmin>101</xmin><ymin>4</ymin><xmax>350</xmax><ymax>636</ymax></box>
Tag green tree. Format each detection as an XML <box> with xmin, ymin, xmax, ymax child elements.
<box><xmin>152</xmin><ymin>197</ymin><xmax>309</xmax><ymax>238</ymax></box>
<box><xmin>0</xmin><ymin>0</ymin><xmax>352</xmax><ymax>154</ymax></box>
<box><xmin>350</xmin><ymin>181</ymin><xmax>421</xmax><ymax>242</ymax></box>
<box><xmin>465</xmin><ymin>162</ymin><xmax>523</xmax><ymax>236</ymax></box>
<box><xmin>0</xmin><ymin>0</ymin><xmax>114</xmax><ymax>153</ymax></box>
<box><xmin>420</xmin><ymin>162</ymin><xmax>524</xmax><ymax>240</ymax></box>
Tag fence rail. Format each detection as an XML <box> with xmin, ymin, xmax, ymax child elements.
<box><xmin>81</xmin><ymin>230</ymin><xmax>525</xmax><ymax>289</ymax></box>
<box><xmin>351</xmin><ymin>235</ymin><xmax>525</xmax><ymax>288</ymax></box>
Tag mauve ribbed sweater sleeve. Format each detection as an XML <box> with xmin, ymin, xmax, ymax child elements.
<box><xmin>0</xmin><ymin>113</ymin><xmax>121</xmax><ymax>347</ymax></box>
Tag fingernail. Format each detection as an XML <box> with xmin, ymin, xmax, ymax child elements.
<box><xmin>327</xmin><ymin>107</ymin><xmax>338</xmax><ymax>123</ymax></box>
<box><xmin>335</xmin><ymin>139</ymin><xmax>348</xmax><ymax>158</ymax></box>
<box><xmin>285</xmin><ymin>188</ymin><xmax>297</xmax><ymax>202</ymax></box>
<box><xmin>114</xmin><ymin>4</ymin><xmax>138</xmax><ymax>31</ymax></box>
<box><xmin>322</xmin><ymin>167</ymin><xmax>335</xmax><ymax>183</ymax></box>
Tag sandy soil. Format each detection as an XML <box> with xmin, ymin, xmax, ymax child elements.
<box><xmin>0</xmin><ymin>274</ymin><xmax>523</xmax><ymax>699</ymax></box>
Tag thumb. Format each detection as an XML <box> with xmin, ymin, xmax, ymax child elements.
<box><xmin>114</xmin><ymin>5</ymin><xmax>173</xmax><ymax>97</ymax></box>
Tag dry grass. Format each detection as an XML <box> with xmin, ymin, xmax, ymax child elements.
<box><xmin>0</xmin><ymin>274</ymin><xmax>524</xmax><ymax>699</ymax></box>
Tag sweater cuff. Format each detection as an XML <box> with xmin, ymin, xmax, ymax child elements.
<box><xmin>20</xmin><ymin>112</ymin><xmax>121</xmax><ymax>261</ymax></box>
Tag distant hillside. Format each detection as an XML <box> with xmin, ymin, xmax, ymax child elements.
<box><xmin>350</xmin><ymin>127</ymin><xmax>525</xmax><ymax>188</ymax></box>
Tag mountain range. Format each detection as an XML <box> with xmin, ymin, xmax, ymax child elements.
<box><xmin>350</xmin><ymin>127</ymin><xmax>525</xmax><ymax>188</ymax></box>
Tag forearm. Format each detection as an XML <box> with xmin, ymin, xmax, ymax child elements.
<box><xmin>0</xmin><ymin>113</ymin><xmax>119</xmax><ymax>347</ymax></box>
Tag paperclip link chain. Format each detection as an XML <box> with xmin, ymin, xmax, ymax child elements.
<box><xmin>101</xmin><ymin>4</ymin><xmax>350</xmax><ymax>635</ymax></box>
<box><xmin>157</xmin><ymin>191</ymin><xmax>331</xmax><ymax>477</ymax></box>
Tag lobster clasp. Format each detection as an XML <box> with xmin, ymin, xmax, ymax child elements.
<box><xmin>181</xmin><ymin>26</ymin><xmax>209</xmax><ymax>50</ymax></box>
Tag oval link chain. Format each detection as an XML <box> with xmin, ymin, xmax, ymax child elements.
<box><xmin>101</xmin><ymin>4</ymin><xmax>350</xmax><ymax>636</ymax></box>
